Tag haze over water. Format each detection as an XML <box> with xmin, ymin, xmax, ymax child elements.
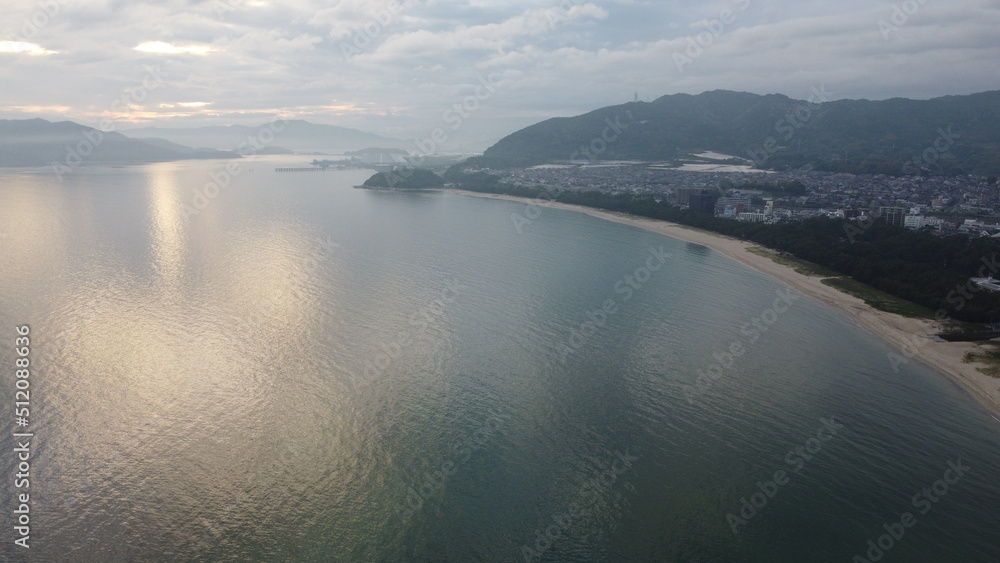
<box><xmin>1</xmin><ymin>159</ymin><xmax>999</xmax><ymax>562</ymax></box>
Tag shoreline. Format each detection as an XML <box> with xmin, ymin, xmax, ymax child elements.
<box><xmin>448</xmin><ymin>189</ymin><xmax>1000</xmax><ymax>421</ymax></box>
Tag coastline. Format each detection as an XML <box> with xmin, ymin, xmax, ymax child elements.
<box><xmin>448</xmin><ymin>189</ymin><xmax>1000</xmax><ymax>421</ymax></box>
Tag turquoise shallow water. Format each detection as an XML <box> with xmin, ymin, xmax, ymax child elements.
<box><xmin>0</xmin><ymin>158</ymin><xmax>999</xmax><ymax>562</ymax></box>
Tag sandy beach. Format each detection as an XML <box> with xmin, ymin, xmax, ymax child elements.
<box><xmin>451</xmin><ymin>189</ymin><xmax>1000</xmax><ymax>421</ymax></box>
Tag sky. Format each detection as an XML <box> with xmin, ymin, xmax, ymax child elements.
<box><xmin>1</xmin><ymin>0</ymin><xmax>998</xmax><ymax>147</ymax></box>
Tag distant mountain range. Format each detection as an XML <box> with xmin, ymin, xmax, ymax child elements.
<box><xmin>122</xmin><ymin>120</ymin><xmax>409</xmax><ymax>153</ymax></box>
<box><xmin>0</xmin><ymin>118</ymin><xmax>238</xmax><ymax>167</ymax></box>
<box><xmin>470</xmin><ymin>90</ymin><xmax>1000</xmax><ymax>176</ymax></box>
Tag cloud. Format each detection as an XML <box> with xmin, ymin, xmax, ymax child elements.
<box><xmin>160</xmin><ymin>102</ymin><xmax>211</xmax><ymax>108</ymax></box>
<box><xmin>0</xmin><ymin>41</ymin><xmax>57</xmax><ymax>55</ymax></box>
<box><xmin>309</xmin><ymin>0</ymin><xmax>413</xmax><ymax>40</ymax></box>
<box><xmin>134</xmin><ymin>41</ymin><xmax>215</xmax><ymax>55</ymax></box>
<box><xmin>362</xmin><ymin>3</ymin><xmax>608</xmax><ymax>61</ymax></box>
<box><xmin>1</xmin><ymin>104</ymin><xmax>73</xmax><ymax>114</ymax></box>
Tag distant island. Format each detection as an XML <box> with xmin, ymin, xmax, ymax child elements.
<box><xmin>344</xmin><ymin>147</ymin><xmax>408</xmax><ymax>157</ymax></box>
<box><xmin>0</xmin><ymin>118</ymin><xmax>238</xmax><ymax>167</ymax></box>
<box><xmin>0</xmin><ymin>118</ymin><xmax>417</xmax><ymax>168</ymax></box>
<box><xmin>250</xmin><ymin>146</ymin><xmax>294</xmax><ymax>155</ymax></box>
<box><xmin>362</xmin><ymin>168</ymin><xmax>444</xmax><ymax>190</ymax></box>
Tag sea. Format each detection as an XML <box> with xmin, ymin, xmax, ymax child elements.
<box><xmin>1</xmin><ymin>157</ymin><xmax>998</xmax><ymax>562</ymax></box>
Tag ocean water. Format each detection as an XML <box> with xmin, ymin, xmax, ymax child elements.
<box><xmin>1</xmin><ymin>158</ymin><xmax>999</xmax><ymax>562</ymax></box>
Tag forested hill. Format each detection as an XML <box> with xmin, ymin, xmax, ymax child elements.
<box><xmin>362</xmin><ymin>168</ymin><xmax>444</xmax><ymax>189</ymax></box>
<box><xmin>472</xmin><ymin>90</ymin><xmax>1000</xmax><ymax>176</ymax></box>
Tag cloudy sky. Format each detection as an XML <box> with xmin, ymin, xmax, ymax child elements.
<box><xmin>1</xmin><ymin>0</ymin><xmax>997</xmax><ymax>146</ymax></box>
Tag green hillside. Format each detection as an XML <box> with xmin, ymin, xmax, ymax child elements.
<box><xmin>470</xmin><ymin>90</ymin><xmax>1000</xmax><ymax>176</ymax></box>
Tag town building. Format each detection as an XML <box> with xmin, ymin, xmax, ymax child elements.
<box><xmin>715</xmin><ymin>196</ymin><xmax>751</xmax><ymax>216</ymax></box>
<box><xmin>738</xmin><ymin>212</ymin><xmax>768</xmax><ymax>222</ymax></box>
<box><xmin>878</xmin><ymin>206</ymin><xmax>906</xmax><ymax>227</ymax></box>
<box><xmin>689</xmin><ymin>192</ymin><xmax>718</xmax><ymax>215</ymax></box>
